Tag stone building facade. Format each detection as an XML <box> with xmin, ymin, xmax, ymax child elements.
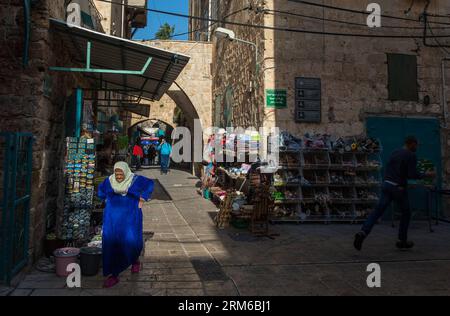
<box><xmin>207</xmin><ymin>0</ymin><xmax>450</xmax><ymax>185</ymax></box>
<box><xmin>0</xmin><ymin>0</ymin><xmax>95</xmax><ymax>266</ymax></box>
<box><xmin>189</xmin><ymin>0</ymin><xmax>218</xmax><ymax>42</ymax></box>
<box><xmin>0</xmin><ymin>0</ymin><xmax>144</xmax><ymax>276</ymax></box>
<box><xmin>131</xmin><ymin>40</ymin><xmax>213</xmax><ymax>135</ymax></box>
<box><xmin>212</xmin><ymin>0</ymin><xmax>265</xmax><ymax>128</ymax></box>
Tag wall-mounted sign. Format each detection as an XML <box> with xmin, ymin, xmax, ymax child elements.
<box><xmin>266</xmin><ymin>89</ymin><xmax>287</xmax><ymax>108</ymax></box>
<box><xmin>295</xmin><ymin>77</ymin><xmax>321</xmax><ymax>123</ymax></box>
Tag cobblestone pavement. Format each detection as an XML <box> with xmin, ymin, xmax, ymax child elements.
<box><xmin>5</xmin><ymin>167</ymin><xmax>450</xmax><ymax>296</ymax></box>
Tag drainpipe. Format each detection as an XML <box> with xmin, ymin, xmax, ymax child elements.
<box><xmin>23</xmin><ymin>0</ymin><xmax>31</xmax><ymax>67</ymax></box>
<box><xmin>121</xmin><ymin>0</ymin><xmax>126</xmax><ymax>38</ymax></box>
<box><xmin>442</xmin><ymin>59</ymin><xmax>450</xmax><ymax>128</ymax></box>
<box><xmin>208</xmin><ymin>0</ymin><xmax>212</xmax><ymax>42</ymax></box>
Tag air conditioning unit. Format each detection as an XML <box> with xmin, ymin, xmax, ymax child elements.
<box><xmin>127</xmin><ymin>0</ymin><xmax>147</xmax><ymax>28</ymax></box>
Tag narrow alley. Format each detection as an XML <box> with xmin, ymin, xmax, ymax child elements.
<box><xmin>2</xmin><ymin>168</ymin><xmax>450</xmax><ymax>296</ymax></box>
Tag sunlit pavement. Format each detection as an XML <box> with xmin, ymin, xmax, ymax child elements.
<box><xmin>5</xmin><ymin>167</ymin><xmax>450</xmax><ymax>296</ymax></box>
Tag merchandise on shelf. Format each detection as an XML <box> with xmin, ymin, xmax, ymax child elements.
<box><xmin>331</xmin><ymin>136</ymin><xmax>380</xmax><ymax>153</ymax></box>
<box><xmin>270</xmin><ymin>132</ymin><xmax>383</xmax><ymax>223</ymax></box>
<box><xmin>303</xmin><ymin>133</ymin><xmax>330</xmax><ymax>149</ymax></box>
<box><xmin>278</xmin><ymin>131</ymin><xmax>302</xmax><ymax>151</ymax></box>
<box><xmin>60</xmin><ymin>137</ymin><xmax>96</xmax><ymax>241</ymax></box>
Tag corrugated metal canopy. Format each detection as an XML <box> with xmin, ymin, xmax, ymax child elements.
<box><xmin>49</xmin><ymin>19</ymin><xmax>190</xmax><ymax>101</ymax></box>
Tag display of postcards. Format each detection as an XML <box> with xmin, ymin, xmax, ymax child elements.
<box><xmin>78</xmin><ymin>143</ymin><xmax>86</xmax><ymax>149</ymax></box>
<box><xmin>68</xmin><ymin>137</ymin><xmax>78</xmax><ymax>143</ymax></box>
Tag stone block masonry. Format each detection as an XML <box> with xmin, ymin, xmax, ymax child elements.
<box><xmin>0</xmin><ymin>0</ymin><xmax>96</xmax><ymax>265</ymax></box>
<box><xmin>210</xmin><ymin>0</ymin><xmax>450</xmax><ymax>187</ymax></box>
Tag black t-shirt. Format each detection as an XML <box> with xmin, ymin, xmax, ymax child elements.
<box><xmin>384</xmin><ymin>148</ymin><xmax>424</xmax><ymax>186</ymax></box>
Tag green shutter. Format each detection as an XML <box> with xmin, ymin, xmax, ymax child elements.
<box><xmin>387</xmin><ymin>53</ymin><xmax>418</xmax><ymax>101</ymax></box>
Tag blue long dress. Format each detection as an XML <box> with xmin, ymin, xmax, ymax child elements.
<box><xmin>98</xmin><ymin>175</ymin><xmax>154</xmax><ymax>277</ymax></box>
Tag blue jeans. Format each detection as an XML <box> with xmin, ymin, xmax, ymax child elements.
<box><xmin>361</xmin><ymin>182</ymin><xmax>411</xmax><ymax>241</ymax></box>
<box><xmin>160</xmin><ymin>154</ymin><xmax>170</xmax><ymax>173</ymax></box>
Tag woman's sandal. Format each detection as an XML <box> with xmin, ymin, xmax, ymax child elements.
<box><xmin>131</xmin><ymin>261</ymin><xmax>141</xmax><ymax>274</ymax></box>
<box><xmin>103</xmin><ymin>276</ymin><xmax>120</xmax><ymax>288</ymax></box>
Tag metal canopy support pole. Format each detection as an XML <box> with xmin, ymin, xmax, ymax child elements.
<box><xmin>86</xmin><ymin>41</ymin><xmax>92</xmax><ymax>70</ymax></box>
<box><xmin>76</xmin><ymin>88</ymin><xmax>83</xmax><ymax>137</ymax></box>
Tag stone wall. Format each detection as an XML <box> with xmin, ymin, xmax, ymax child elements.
<box><xmin>137</xmin><ymin>40</ymin><xmax>213</xmax><ymax>131</ymax></box>
<box><xmin>0</xmin><ymin>0</ymin><xmax>91</xmax><ymax>264</ymax></box>
<box><xmin>130</xmin><ymin>94</ymin><xmax>178</xmax><ymax>128</ymax></box>
<box><xmin>94</xmin><ymin>0</ymin><xmax>124</xmax><ymax>36</ymax></box>
<box><xmin>189</xmin><ymin>0</ymin><xmax>211</xmax><ymax>41</ymax></box>
<box><xmin>264</xmin><ymin>0</ymin><xmax>450</xmax><ymax>134</ymax></box>
<box><xmin>210</xmin><ymin>0</ymin><xmax>450</xmax><ymax>185</ymax></box>
<box><xmin>262</xmin><ymin>0</ymin><xmax>450</xmax><ymax>186</ymax></box>
<box><xmin>212</xmin><ymin>0</ymin><xmax>265</xmax><ymax>129</ymax></box>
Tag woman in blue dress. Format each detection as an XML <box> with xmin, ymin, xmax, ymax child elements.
<box><xmin>98</xmin><ymin>161</ymin><xmax>154</xmax><ymax>288</ymax></box>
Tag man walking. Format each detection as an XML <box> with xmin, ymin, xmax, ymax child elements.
<box><xmin>157</xmin><ymin>137</ymin><xmax>172</xmax><ymax>174</ymax></box>
<box><xmin>354</xmin><ymin>136</ymin><xmax>435</xmax><ymax>251</ymax></box>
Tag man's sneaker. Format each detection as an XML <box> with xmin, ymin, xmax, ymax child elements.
<box><xmin>396</xmin><ymin>240</ymin><xmax>414</xmax><ymax>250</ymax></box>
<box><xmin>354</xmin><ymin>232</ymin><xmax>366</xmax><ymax>251</ymax></box>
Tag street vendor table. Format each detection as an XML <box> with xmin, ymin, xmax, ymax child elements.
<box><xmin>390</xmin><ymin>184</ymin><xmax>438</xmax><ymax>233</ymax></box>
<box><xmin>429</xmin><ymin>188</ymin><xmax>450</xmax><ymax>225</ymax></box>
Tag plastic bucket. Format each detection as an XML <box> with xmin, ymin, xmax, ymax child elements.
<box><xmin>80</xmin><ymin>247</ymin><xmax>102</xmax><ymax>276</ymax></box>
<box><xmin>53</xmin><ymin>248</ymin><xmax>80</xmax><ymax>277</ymax></box>
<box><xmin>44</xmin><ymin>238</ymin><xmax>65</xmax><ymax>258</ymax></box>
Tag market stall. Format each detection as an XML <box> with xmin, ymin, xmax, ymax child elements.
<box><xmin>199</xmin><ymin>131</ymin><xmax>384</xmax><ymax>234</ymax></box>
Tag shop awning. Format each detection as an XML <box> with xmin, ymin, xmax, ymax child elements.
<box><xmin>48</xmin><ymin>19</ymin><xmax>190</xmax><ymax>101</ymax></box>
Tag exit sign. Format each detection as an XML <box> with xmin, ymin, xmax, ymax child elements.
<box><xmin>266</xmin><ymin>89</ymin><xmax>287</xmax><ymax>108</ymax></box>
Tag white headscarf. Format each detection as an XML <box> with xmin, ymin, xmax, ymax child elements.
<box><xmin>109</xmin><ymin>161</ymin><xmax>134</xmax><ymax>195</ymax></box>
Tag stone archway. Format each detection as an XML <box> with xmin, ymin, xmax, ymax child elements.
<box><xmin>129</xmin><ymin>40</ymin><xmax>213</xmax><ymax>175</ymax></box>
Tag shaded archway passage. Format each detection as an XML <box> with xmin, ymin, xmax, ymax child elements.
<box><xmin>128</xmin><ymin>115</ymin><xmax>194</xmax><ymax>173</ymax></box>
<box><xmin>129</xmin><ymin>118</ymin><xmax>176</xmax><ymax>139</ymax></box>
<box><xmin>167</xmin><ymin>82</ymin><xmax>205</xmax><ymax>176</ymax></box>
<box><xmin>129</xmin><ymin>82</ymin><xmax>205</xmax><ymax>175</ymax></box>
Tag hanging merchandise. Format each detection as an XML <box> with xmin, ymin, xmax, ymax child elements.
<box><xmin>82</xmin><ymin>100</ymin><xmax>95</xmax><ymax>132</ymax></box>
<box><xmin>60</xmin><ymin>136</ymin><xmax>96</xmax><ymax>241</ymax></box>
